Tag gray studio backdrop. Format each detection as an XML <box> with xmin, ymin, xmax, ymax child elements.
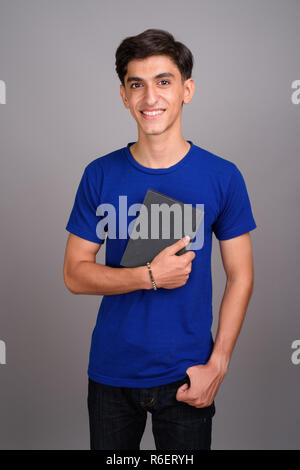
<box><xmin>0</xmin><ymin>0</ymin><xmax>299</xmax><ymax>450</ymax></box>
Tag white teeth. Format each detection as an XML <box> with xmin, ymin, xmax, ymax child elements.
<box><xmin>142</xmin><ymin>110</ymin><xmax>165</xmax><ymax>116</ymax></box>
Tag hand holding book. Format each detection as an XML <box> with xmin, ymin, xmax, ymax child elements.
<box><xmin>145</xmin><ymin>235</ymin><xmax>196</xmax><ymax>290</ymax></box>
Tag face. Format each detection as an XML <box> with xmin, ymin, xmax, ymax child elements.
<box><xmin>120</xmin><ymin>55</ymin><xmax>194</xmax><ymax>136</ymax></box>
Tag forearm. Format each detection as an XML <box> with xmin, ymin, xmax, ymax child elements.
<box><xmin>208</xmin><ymin>277</ymin><xmax>254</xmax><ymax>374</ymax></box>
<box><xmin>66</xmin><ymin>261</ymin><xmax>152</xmax><ymax>295</ymax></box>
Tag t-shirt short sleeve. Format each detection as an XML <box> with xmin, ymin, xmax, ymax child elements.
<box><xmin>65</xmin><ymin>162</ymin><xmax>106</xmax><ymax>244</ymax></box>
<box><xmin>213</xmin><ymin>165</ymin><xmax>257</xmax><ymax>241</ymax></box>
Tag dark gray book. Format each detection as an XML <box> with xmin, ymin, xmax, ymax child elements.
<box><xmin>120</xmin><ymin>189</ymin><xmax>204</xmax><ymax>268</ymax></box>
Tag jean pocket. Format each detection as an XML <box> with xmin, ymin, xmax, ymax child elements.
<box><xmin>171</xmin><ymin>374</ymin><xmax>190</xmax><ymax>388</ymax></box>
<box><xmin>205</xmin><ymin>400</ymin><xmax>216</xmax><ymax>418</ymax></box>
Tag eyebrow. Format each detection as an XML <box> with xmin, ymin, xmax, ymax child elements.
<box><xmin>126</xmin><ymin>72</ymin><xmax>175</xmax><ymax>84</ymax></box>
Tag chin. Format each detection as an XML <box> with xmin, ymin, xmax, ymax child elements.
<box><xmin>140</xmin><ymin>127</ymin><xmax>167</xmax><ymax>136</ymax></box>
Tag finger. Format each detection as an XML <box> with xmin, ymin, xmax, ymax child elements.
<box><xmin>180</xmin><ymin>250</ymin><xmax>196</xmax><ymax>265</ymax></box>
<box><xmin>179</xmin><ymin>383</ymin><xmax>189</xmax><ymax>392</ymax></box>
<box><xmin>177</xmin><ymin>384</ymin><xmax>189</xmax><ymax>395</ymax></box>
<box><xmin>176</xmin><ymin>383</ymin><xmax>189</xmax><ymax>400</ymax></box>
<box><xmin>167</xmin><ymin>235</ymin><xmax>190</xmax><ymax>255</ymax></box>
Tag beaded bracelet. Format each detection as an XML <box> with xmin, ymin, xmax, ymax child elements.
<box><xmin>146</xmin><ymin>262</ymin><xmax>157</xmax><ymax>291</ymax></box>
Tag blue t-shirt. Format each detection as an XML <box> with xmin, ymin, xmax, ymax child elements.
<box><xmin>65</xmin><ymin>140</ymin><xmax>257</xmax><ymax>388</ymax></box>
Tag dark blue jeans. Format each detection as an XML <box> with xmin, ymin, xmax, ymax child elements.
<box><xmin>87</xmin><ymin>374</ymin><xmax>216</xmax><ymax>450</ymax></box>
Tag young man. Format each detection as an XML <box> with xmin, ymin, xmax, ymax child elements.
<box><xmin>63</xmin><ymin>29</ymin><xmax>257</xmax><ymax>450</ymax></box>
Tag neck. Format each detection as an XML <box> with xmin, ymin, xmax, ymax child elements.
<box><xmin>130</xmin><ymin>136</ymin><xmax>191</xmax><ymax>169</ymax></box>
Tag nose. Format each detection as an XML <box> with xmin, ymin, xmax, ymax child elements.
<box><xmin>143</xmin><ymin>84</ymin><xmax>159</xmax><ymax>106</ymax></box>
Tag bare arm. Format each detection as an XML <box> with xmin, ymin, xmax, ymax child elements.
<box><xmin>63</xmin><ymin>233</ymin><xmax>152</xmax><ymax>295</ymax></box>
<box><xmin>63</xmin><ymin>233</ymin><xmax>194</xmax><ymax>296</ymax></box>
<box><xmin>177</xmin><ymin>232</ymin><xmax>255</xmax><ymax>407</ymax></box>
<box><xmin>207</xmin><ymin>232</ymin><xmax>254</xmax><ymax>374</ymax></box>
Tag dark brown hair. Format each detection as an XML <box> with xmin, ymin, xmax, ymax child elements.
<box><xmin>115</xmin><ymin>28</ymin><xmax>194</xmax><ymax>87</ymax></box>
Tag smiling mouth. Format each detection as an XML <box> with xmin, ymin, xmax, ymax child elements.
<box><xmin>140</xmin><ymin>109</ymin><xmax>166</xmax><ymax>120</ymax></box>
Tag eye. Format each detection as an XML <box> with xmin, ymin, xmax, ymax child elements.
<box><xmin>130</xmin><ymin>80</ymin><xmax>170</xmax><ymax>89</ymax></box>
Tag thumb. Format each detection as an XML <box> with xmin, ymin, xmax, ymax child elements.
<box><xmin>168</xmin><ymin>235</ymin><xmax>190</xmax><ymax>256</ymax></box>
<box><xmin>179</xmin><ymin>383</ymin><xmax>189</xmax><ymax>392</ymax></box>
<box><xmin>176</xmin><ymin>383</ymin><xmax>189</xmax><ymax>398</ymax></box>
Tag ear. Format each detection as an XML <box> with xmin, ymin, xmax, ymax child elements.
<box><xmin>183</xmin><ymin>77</ymin><xmax>195</xmax><ymax>105</ymax></box>
<box><xmin>120</xmin><ymin>84</ymin><xmax>129</xmax><ymax>109</ymax></box>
